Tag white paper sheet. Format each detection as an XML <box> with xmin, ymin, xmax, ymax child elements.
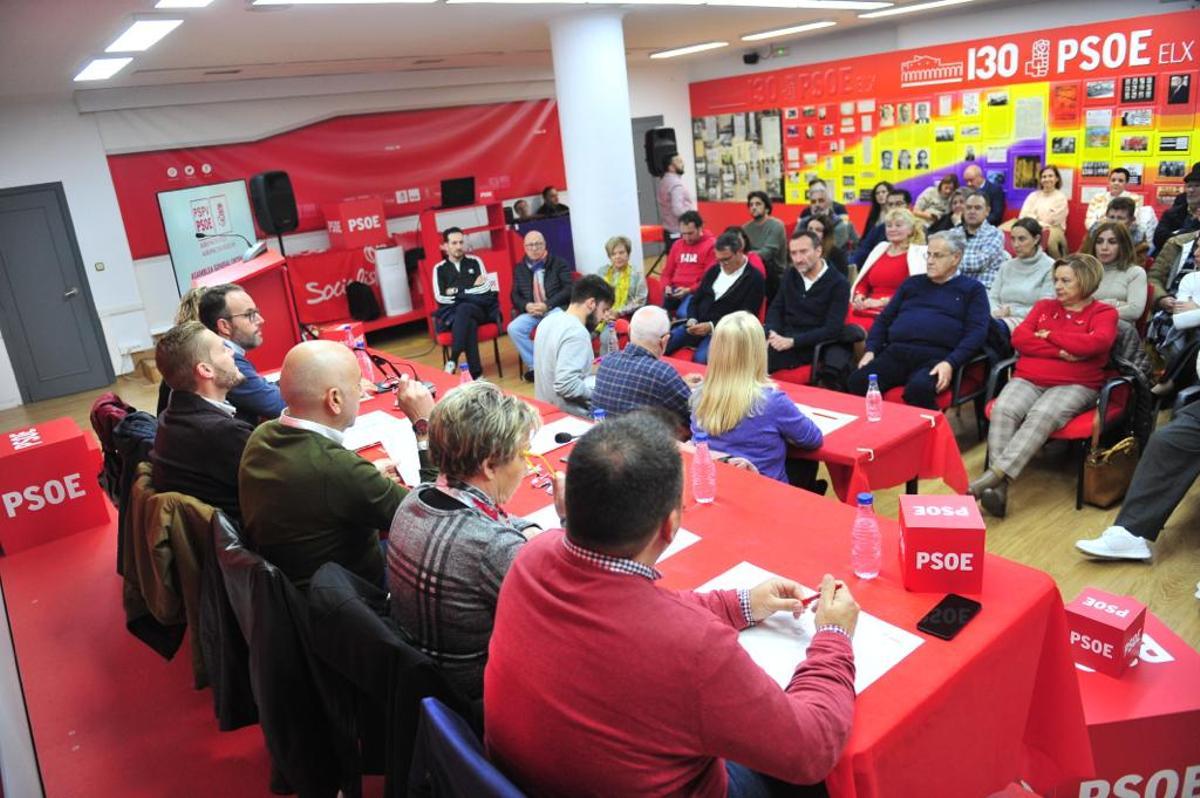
<box><xmin>340</xmin><ymin>411</ymin><xmax>424</xmax><ymax>487</ymax></box>
<box><xmin>697</xmin><ymin>562</ymin><xmax>923</xmax><ymax>694</ymax></box>
<box><xmin>794</xmin><ymin>404</ymin><xmax>858</xmax><ymax>436</ymax></box>
<box><xmin>530</xmin><ymin>416</ymin><xmax>593</xmax><ymax>455</ymax></box>
<box><xmin>521</xmin><ymin>503</ymin><xmax>701</xmax><ymax>560</ymax></box>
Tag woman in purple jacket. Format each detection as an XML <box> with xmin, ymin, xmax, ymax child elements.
<box><xmin>690</xmin><ymin>311</ymin><xmax>824</xmax><ymax>491</ymax></box>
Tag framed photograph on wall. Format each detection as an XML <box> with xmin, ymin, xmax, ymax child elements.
<box><xmin>1158</xmin><ymin>134</ymin><xmax>1190</xmax><ymax>153</ymax></box>
<box><xmin>1159</xmin><ymin>160</ymin><xmax>1188</xmax><ymax>179</ymax></box>
<box><xmin>1120</xmin><ymin>75</ymin><xmax>1155</xmax><ymax>103</ymax></box>
<box><xmin>1119</xmin><ymin>134</ymin><xmax>1150</xmax><ymax>153</ymax></box>
<box><xmin>1051</xmin><ymin>136</ymin><xmax>1077</xmax><ymax>154</ymax></box>
<box><xmin>1166</xmin><ymin>74</ymin><xmax>1192</xmax><ymax>106</ymax></box>
<box><xmin>1086</xmin><ymin>80</ymin><xmax>1116</xmax><ymax>101</ymax></box>
<box><xmin>1050</xmin><ymin>82</ymin><xmax>1081</xmax><ymax>124</ymax></box>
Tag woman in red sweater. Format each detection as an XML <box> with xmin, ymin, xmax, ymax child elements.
<box><xmin>848</xmin><ymin>208</ymin><xmax>927</xmax><ymax>332</ymax></box>
<box><xmin>969</xmin><ymin>254</ymin><xmax>1118</xmax><ymax>517</ymax></box>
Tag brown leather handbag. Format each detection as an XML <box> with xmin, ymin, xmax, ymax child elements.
<box><xmin>1082</xmin><ymin>412</ymin><xmax>1140</xmax><ymax>508</ymax></box>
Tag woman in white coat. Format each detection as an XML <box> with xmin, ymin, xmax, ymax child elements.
<box><xmin>848</xmin><ymin>208</ymin><xmax>927</xmax><ymax>331</ymax></box>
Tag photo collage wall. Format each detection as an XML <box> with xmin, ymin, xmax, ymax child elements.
<box><xmin>688</xmin><ymin>10</ymin><xmax>1198</xmax><ymax>218</ymax></box>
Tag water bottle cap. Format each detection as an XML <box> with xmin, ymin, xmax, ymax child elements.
<box><xmin>694</xmin><ymin>430</ymin><xmax>708</xmax><ymax>441</ymax></box>
<box><xmin>868</xmin><ymin>373</ymin><xmax>878</xmax><ymax>380</ymax></box>
<box><xmin>856</xmin><ymin>492</ymin><xmax>874</xmax><ymax>505</ymax></box>
<box><xmin>592</xmin><ymin>409</ymin><xmax>606</xmax><ymax>419</ymax></box>
<box><xmin>459</xmin><ymin>363</ymin><xmax>469</xmax><ymax>371</ymax></box>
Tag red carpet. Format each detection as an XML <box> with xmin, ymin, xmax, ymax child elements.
<box><xmin>0</xmin><ymin>507</ymin><xmax>272</xmax><ymax>797</ymax></box>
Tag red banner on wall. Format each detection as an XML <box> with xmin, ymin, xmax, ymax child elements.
<box><xmin>690</xmin><ymin>10</ymin><xmax>1199</xmax><ymax>113</ymax></box>
<box><xmin>107</xmin><ymin>100</ymin><xmax>565</xmax><ymax>260</ymax></box>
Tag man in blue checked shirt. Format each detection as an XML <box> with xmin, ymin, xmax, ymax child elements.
<box><xmin>592</xmin><ymin>305</ymin><xmax>703</xmax><ymax>432</ymax></box>
<box><xmin>957</xmin><ymin>189</ymin><xmax>1009</xmax><ymax>290</ymax></box>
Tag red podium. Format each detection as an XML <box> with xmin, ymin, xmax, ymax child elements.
<box><xmin>0</xmin><ymin>418</ymin><xmax>109</xmax><ymax>555</ymax></box>
<box><xmin>194</xmin><ymin>249</ymin><xmax>300</xmax><ymax>373</ymax></box>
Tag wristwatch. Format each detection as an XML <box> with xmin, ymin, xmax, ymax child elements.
<box><xmin>412</xmin><ymin>417</ymin><xmax>430</xmax><ymax>437</ymax></box>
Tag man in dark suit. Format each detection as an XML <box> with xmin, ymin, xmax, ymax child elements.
<box><xmin>765</xmin><ymin>230</ymin><xmax>850</xmax><ymax>381</ymax></box>
<box><xmin>151</xmin><ymin>321</ymin><xmax>254</xmax><ymax>521</ymax></box>
<box><xmin>963</xmin><ymin>164</ymin><xmax>1006</xmax><ymax>226</ymax></box>
<box><xmin>509</xmin><ymin>230</ymin><xmax>574</xmax><ymax>380</ymax></box>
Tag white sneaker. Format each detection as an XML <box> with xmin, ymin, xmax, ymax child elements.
<box><xmin>1075</xmin><ymin>526</ymin><xmax>1153</xmax><ymax>562</ymax></box>
<box><xmin>444</xmin><ymin>360</ymin><xmax>457</xmax><ymax>374</ymax></box>
<box><xmin>1195</xmin><ymin>581</ymin><xmax>1200</xmax><ymax>600</ymax></box>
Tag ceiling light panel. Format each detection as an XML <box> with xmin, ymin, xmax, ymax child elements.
<box><xmin>154</xmin><ymin>0</ymin><xmax>215</xmax><ymax>8</ymax></box>
<box><xmin>650</xmin><ymin>41</ymin><xmax>729</xmax><ymax>59</ymax></box>
<box><xmin>74</xmin><ymin>58</ymin><xmax>133</xmax><ymax>82</ymax></box>
<box><xmin>742</xmin><ymin>20</ymin><xmax>836</xmax><ymax>41</ymax></box>
<box><xmin>859</xmin><ymin>0</ymin><xmax>973</xmax><ymax>19</ymax></box>
<box><xmin>792</xmin><ymin>1</ymin><xmax>889</xmax><ymax>7</ymax></box>
<box><xmin>105</xmin><ymin>19</ymin><xmax>184</xmax><ymax>52</ymax></box>
<box><xmin>253</xmin><ymin>0</ymin><xmax>440</xmax><ymax>4</ymax></box>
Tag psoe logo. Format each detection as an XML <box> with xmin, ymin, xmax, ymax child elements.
<box><xmin>900</xmin><ymin>54</ymin><xmax>965</xmax><ymax>88</ymax></box>
<box><xmin>1025</xmin><ymin>38</ymin><xmax>1051</xmax><ymax>78</ymax></box>
<box><xmin>8</xmin><ymin>428</ymin><xmax>41</xmax><ymax>450</ymax></box>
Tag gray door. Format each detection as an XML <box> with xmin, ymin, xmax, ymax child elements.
<box><xmin>0</xmin><ymin>183</ymin><xmax>113</xmax><ymax>403</ymax></box>
<box><xmin>631</xmin><ymin>115</ymin><xmax>665</xmax><ymax>258</ymax></box>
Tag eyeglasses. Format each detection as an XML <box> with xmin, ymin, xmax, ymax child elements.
<box><xmin>521</xmin><ymin>451</ymin><xmax>556</xmax><ymax>493</ymax></box>
<box><xmin>524</xmin><ymin>242</ymin><xmax>547</xmax><ymax>250</ymax></box>
<box><xmin>926</xmin><ymin>251</ymin><xmax>955</xmax><ymax>261</ymax></box>
<box><xmin>225</xmin><ymin>309</ymin><xmax>262</xmax><ymax>322</ymax></box>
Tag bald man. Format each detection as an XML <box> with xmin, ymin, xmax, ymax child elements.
<box><xmin>962</xmin><ymin>164</ymin><xmax>1006</xmax><ymax>226</ymax></box>
<box><xmin>509</xmin><ymin>230</ymin><xmax>575</xmax><ymax>380</ymax></box>
<box><xmin>238</xmin><ymin>340</ymin><xmax>436</xmax><ymax>589</ymax></box>
<box><xmin>592</xmin><ymin>305</ymin><xmax>700</xmax><ymax>429</ymax></box>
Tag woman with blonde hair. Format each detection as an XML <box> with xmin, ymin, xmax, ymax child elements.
<box><xmin>1081</xmin><ymin>221</ymin><xmax>1147</xmax><ymax>323</ymax></box>
<box><xmin>387</xmin><ymin>380</ymin><xmax>557</xmax><ymax>700</ymax></box>
<box><xmin>849</xmin><ymin>208</ymin><xmax>927</xmax><ymax>330</ymax></box>
<box><xmin>597</xmin><ymin>234</ymin><xmax>648</xmax><ymax>351</ymax></box>
<box><xmin>690</xmin><ymin>312</ymin><xmax>823</xmax><ymax>487</ymax></box>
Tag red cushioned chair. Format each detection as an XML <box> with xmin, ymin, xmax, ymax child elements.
<box><xmin>981</xmin><ymin>355</ymin><xmax>1134</xmax><ymax>510</ymax></box>
<box><xmin>881</xmin><ymin>351</ymin><xmax>991</xmax><ymax>439</ymax></box>
<box><xmin>671</xmin><ymin>298</ymin><xmax>769</xmax><ymax>363</ymax></box>
<box><xmin>418</xmin><ymin>251</ymin><xmax>507</xmax><ymax>378</ymax></box>
<box><xmin>773</xmin><ymin>325</ymin><xmax>866</xmax><ymax>387</ymax></box>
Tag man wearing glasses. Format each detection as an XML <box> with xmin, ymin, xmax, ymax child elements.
<box><xmin>198</xmin><ymin>284</ymin><xmax>285</xmax><ymax>424</ymax></box>
<box><xmin>509</xmin><ymin>231</ymin><xmax>575</xmax><ymax>381</ymax></box>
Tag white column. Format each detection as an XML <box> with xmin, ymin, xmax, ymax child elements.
<box><xmin>549</xmin><ymin>11</ymin><xmax>644</xmax><ymax>274</ymax></box>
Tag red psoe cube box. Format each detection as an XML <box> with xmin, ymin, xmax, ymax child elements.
<box><xmin>323</xmin><ymin>197</ymin><xmax>389</xmax><ymax>251</ymax></box>
<box><xmin>1065</xmin><ymin>587</ymin><xmax>1146</xmax><ymax>678</ymax></box>
<box><xmin>898</xmin><ymin>495</ymin><xmax>986</xmax><ymax>594</ymax></box>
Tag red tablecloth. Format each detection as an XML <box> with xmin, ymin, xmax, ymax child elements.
<box><xmin>663</xmin><ymin>356</ymin><xmax>969</xmax><ymax>503</ymax></box>
<box><xmin>357</xmin><ymin>352</ymin><xmax>1090</xmax><ymax>796</ymax></box>
<box><xmin>501</xmin><ymin>453</ymin><xmax>1094</xmax><ymax>798</ymax></box>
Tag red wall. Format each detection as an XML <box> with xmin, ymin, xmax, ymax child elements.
<box><xmin>107</xmin><ymin>99</ymin><xmax>566</xmax><ymax>260</ymax></box>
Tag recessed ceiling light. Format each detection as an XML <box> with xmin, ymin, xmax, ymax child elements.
<box><xmin>741</xmin><ymin>20</ymin><xmax>836</xmax><ymax>42</ymax></box>
<box><xmin>650</xmin><ymin>41</ymin><xmax>729</xmax><ymax>59</ymax></box>
<box><xmin>105</xmin><ymin>19</ymin><xmax>184</xmax><ymax>52</ymax></box>
<box><xmin>154</xmin><ymin>0</ymin><xmax>214</xmax><ymax>8</ymax></box>
<box><xmin>74</xmin><ymin>57</ymin><xmax>133</xmax><ymax>82</ymax></box>
<box><xmin>444</xmin><ymin>0</ymin><xmax>584</xmax><ymax>4</ymax></box>
<box><xmin>792</xmin><ymin>0</ymin><xmax>888</xmax><ymax>7</ymax></box>
<box><xmin>859</xmin><ymin>0</ymin><xmax>973</xmax><ymax>18</ymax></box>
<box><xmin>253</xmin><ymin>0</ymin><xmax>439</xmax><ymax>4</ymax></box>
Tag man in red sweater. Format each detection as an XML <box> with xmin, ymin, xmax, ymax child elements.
<box><xmin>661</xmin><ymin>210</ymin><xmax>718</xmax><ymax>318</ymax></box>
<box><xmin>485</xmin><ymin>412</ymin><xmax>859</xmax><ymax>797</ymax></box>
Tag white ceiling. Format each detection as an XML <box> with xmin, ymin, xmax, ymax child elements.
<box><xmin>0</xmin><ymin>0</ymin><xmax>1023</xmax><ymax>102</ymax></box>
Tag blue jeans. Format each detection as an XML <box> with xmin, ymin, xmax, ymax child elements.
<box><xmin>665</xmin><ymin>325</ymin><xmax>713</xmax><ymax>363</ymax></box>
<box><xmin>508</xmin><ymin>308</ymin><xmax>560</xmax><ymax>369</ymax></box>
<box><xmin>725</xmin><ymin>761</ymin><xmax>827</xmax><ymax>798</ymax></box>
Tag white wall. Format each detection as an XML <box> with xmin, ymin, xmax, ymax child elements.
<box><xmin>0</xmin><ymin>100</ymin><xmax>153</xmax><ymax>409</ymax></box>
<box><xmin>628</xmin><ymin>62</ymin><xmax>697</xmax><ymax>191</ymax></box>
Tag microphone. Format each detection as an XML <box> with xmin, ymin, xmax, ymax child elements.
<box><xmin>195</xmin><ymin>231</ymin><xmax>268</xmax><ymax>262</ymax></box>
<box><xmin>554</xmin><ymin>431</ymin><xmax>581</xmax><ymax>444</ymax></box>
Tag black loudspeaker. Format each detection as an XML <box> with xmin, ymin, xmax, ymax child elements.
<box><xmin>644</xmin><ymin>127</ymin><xmax>677</xmax><ymax>178</ymax></box>
<box><xmin>248</xmin><ymin>171</ymin><xmax>299</xmax><ymax>235</ymax></box>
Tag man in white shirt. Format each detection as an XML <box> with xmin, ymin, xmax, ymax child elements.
<box><xmin>1085</xmin><ymin>168</ymin><xmax>1143</xmax><ymax>230</ymax></box>
<box><xmin>656</xmin><ymin>153</ymin><xmax>696</xmax><ymax>242</ymax></box>
<box><xmin>534</xmin><ymin>276</ymin><xmax>615</xmax><ymax>418</ymax></box>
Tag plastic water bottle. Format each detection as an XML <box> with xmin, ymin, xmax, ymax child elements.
<box><xmin>458</xmin><ymin>363</ymin><xmax>472</xmax><ymax>385</ymax></box>
<box><xmin>599</xmin><ymin>321</ymin><xmax>618</xmax><ymax>357</ymax></box>
<box><xmin>592</xmin><ymin>407</ymin><xmax>607</xmax><ymax>423</ymax></box>
<box><xmin>353</xmin><ymin>344</ymin><xmax>375</xmax><ymax>383</ymax></box>
<box><xmin>692</xmin><ymin>430</ymin><xmax>717</xmax><ymax>505</ymax></box>
<box><xmin>851</xmin><ymin>492</ymin><xmax>882</xmax><ymax>580</ymax></box>
<box><xmin>865</xmin><ymin>373</ymin><xmax>883</xmax><ymax>423</ymax></box>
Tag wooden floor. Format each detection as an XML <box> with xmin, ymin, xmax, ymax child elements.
<box><xmin>3</xmin><ymin>320</ymin><xmax>1197</xmax><ymax>649</ymax></box>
